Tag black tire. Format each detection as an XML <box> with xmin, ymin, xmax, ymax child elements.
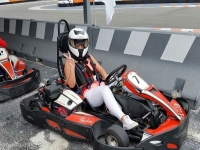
<box><xmin>105</xmin><ymin>125</ymin><xmax>129</xmax><ymax>147</ymax></box>
<box><xmin>22</xmin><ymin>68</ymin><xmax>28</xmax><ymax>76</ymax></box>
<box><xmin>30</xmin><ymin>101</ymin><xmax>42</xmax><ymax>111</ymax></box>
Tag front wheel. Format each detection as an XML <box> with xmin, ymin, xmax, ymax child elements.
<box><xmin>105</xmin><ymin>125</ymin><xmax>129</xmax><ymax>147</ymax></box>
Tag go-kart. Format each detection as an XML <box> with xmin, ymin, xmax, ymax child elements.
<box><xmin>0</xmin><ymin>39</ymin><xmax>41</xmax><ymax>101</ymax></box>
<box><xmin>20</xmin><ymin>20</ymin><xmax>189</xmax><ymax>150</ymax></box>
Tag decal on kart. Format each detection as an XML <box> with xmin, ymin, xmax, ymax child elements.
<box><xmin>127</xmin><ymin>71</ymin><xmax>149</xmax><ymax>90</ymax></box>
<box><xmin>55</xmin><ymin>89</ymin><xmax>83</xmax><ymax>110</ymax></box>
<box><xmin>79</xmin><ymin>117</ymin><xmax>93</xmax><ymax>125</ymax></box>
<box><xmin>0</xmin><ymin>61</ymin><xmax>16</xmax><ymax>79</ymax></box>
<box><xmin>169</xmin><ymin>99</ymin><xmax>186</xmax><ymax>119</ymax></box>
<box><xmin>66</xmin><ymin>112</ymin><xmax>100</xmax><ymax>126</ymax></box>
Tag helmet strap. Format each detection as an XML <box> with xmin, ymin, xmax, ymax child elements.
<box><xmin>78</xmin><ymin>49</ymin><xmax>83</xmax><ymax>59</ymax></box>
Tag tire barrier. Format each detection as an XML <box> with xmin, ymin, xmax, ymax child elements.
<box><xmin>1</xmin><ymin>17</ymin><xmax>200</xmax><ymax>109</ymax></box>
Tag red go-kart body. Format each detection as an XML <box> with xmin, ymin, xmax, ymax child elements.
<box><xmin>20</xmin><ymin>18</ymin><xmax>189</xmax><ymax>150</ymax></box>
<box><xmin>20</xmin><ymin>67</ymin><xmax>189</xmax><ymax>150</ymax></box>
<box><xmin>0</xmin><ymin>39</ymin><xmax>41</xmax><ymax>101</ymax></box>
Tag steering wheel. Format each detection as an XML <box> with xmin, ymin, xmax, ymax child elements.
<box><xmin>104</xmin><ymin>64</ymin><xmax>127</xmax><ymax>85</ymax></box>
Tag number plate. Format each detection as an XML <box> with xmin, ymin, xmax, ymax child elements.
<box><xmin>127</xmin><ymin>71</ymin><xmax>149</xmax><ymax>90</ymax></box>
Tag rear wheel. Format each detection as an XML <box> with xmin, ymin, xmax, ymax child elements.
<box><xmin>105</xmin><ymin>125</ymin><xmax>129</xmax><ymax>147</ymax></box>
<box><xmin>30</xmin><ymin>101</ymin><xmax>42</xmax><ymax>111</ymax></box>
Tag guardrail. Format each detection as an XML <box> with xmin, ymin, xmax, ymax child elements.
<box><xmin>1</xmin><ymin>17</ymin><xmax>200</xmax><ymax>110</ymax></box>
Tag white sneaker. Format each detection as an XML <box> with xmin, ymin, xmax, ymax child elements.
<box><xmin>123</xmin><ymin>115</ymin><xmax>139</xmax><ymax>130</ymax></box>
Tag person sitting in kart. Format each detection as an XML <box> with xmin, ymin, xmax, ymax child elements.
<box><xmin>63</xmin><ymin>28</ymin><xmax>139</xmax><ymax>130</ymax></box>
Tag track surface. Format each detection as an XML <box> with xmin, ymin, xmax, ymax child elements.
<box><xmin>0</xmin><ymin>59</ymin><xmax>199</xmax><ymax>150</ymax></box>
<box><xmin>0</xmin><ymin>1</ymin><xmax>200</xmax><ymax>149</ymax></box>
<box><xmin>0</xmin><ymin>0</ymin><xmax>200</xmax><ymax>29</ymax></box>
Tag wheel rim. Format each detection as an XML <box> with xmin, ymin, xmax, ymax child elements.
<box><xmin>106</xmin><ymin>135</ymin><xmax>119</xmax><ymax>147</ymax></box>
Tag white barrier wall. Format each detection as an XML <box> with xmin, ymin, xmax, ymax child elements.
<box><xmin>1</xmin><ymin>17</ymin><xmax>200</xmax><ymax>109</ymax></box>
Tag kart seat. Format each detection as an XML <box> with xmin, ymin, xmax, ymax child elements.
<box><xmin>57</xmin><ymin>31</ymin><xmax>70</xmax><ymax>83</ymax></box>
<box><xmin>85</xmin><ymin>98</ymin><xmax>106</xmax><ymax>112</ymax></box>
<box><xmin>58</xmin><ymin>31</ymin><xmax>69</xmax><ymax>53</ymax></box>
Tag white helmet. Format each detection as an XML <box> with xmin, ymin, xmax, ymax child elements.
<box><xmin>68</xmin><ymin>28</ymin><xmax>89</xmax><ymax>59</ymax></box>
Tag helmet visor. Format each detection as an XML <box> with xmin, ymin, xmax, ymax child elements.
<box><xmin>70</xmin><ymin>39</ymin><xmax>88</xmax><ymax>49</ymax></box>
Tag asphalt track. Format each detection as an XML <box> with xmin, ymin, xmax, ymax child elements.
<box><xmin>0</xmin><ymin>0</ymin><xmax>200</xmax><ymax>29</ymax></box>
<box><xmin>0</xmin><ymin>59</ymin><xmax>200</xmax><ymax>150</ymax></box>
<box><xmin>0</xmin><ymin>1</ymin><xmax>200</xmax><ymax>149</ymax></box>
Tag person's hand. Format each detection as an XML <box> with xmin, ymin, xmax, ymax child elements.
<box><xmin>63</xmin><ymin>52</ymin><xmax>75</xmax><ymax>68</ymax></box>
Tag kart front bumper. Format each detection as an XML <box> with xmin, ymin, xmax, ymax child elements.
<box><xmin>0</xmin><ymin>68</ymin><xmax>41</xmax><ymax>101</ymax></box>
<box><xmin>92</xmin><ymin>102</ymin><xmax>190</xmax><ymax>150</ymax></box>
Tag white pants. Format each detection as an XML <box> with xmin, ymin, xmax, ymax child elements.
<box><xmin>84</xmin><ymin>85</ymin><xmax>124</xmax><ymax>120</ymax></box>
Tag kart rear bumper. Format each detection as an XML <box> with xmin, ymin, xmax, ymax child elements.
<box><xmin>20</xmin><ymin>95</ymin><xmax>111</xmax><ymax>143</ymax></box>
<box><xmin>0</xmin><ymin>69</ymin><xmax>40</xmax><ymax>101</ymax></box>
